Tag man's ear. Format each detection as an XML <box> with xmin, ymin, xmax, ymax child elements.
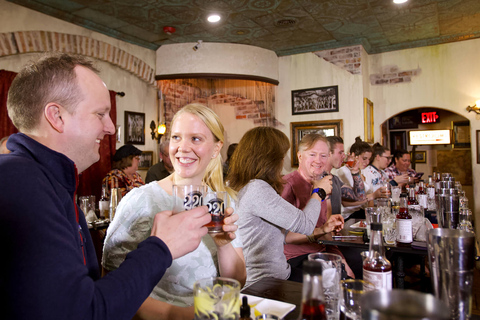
<box><xmin>44</xmin><ymin>103</ymin><xmax>65</xmax><ymax>133</ymax></box>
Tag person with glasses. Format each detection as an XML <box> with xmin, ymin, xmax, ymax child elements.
<box><xmin>362</xmin><ymin>143</ymin><xmax>393</xmax><ymax>204</ymax></box>
<box><xmin>145</xmin><ymin>139</ymin><xmax>174</xmax><ymax>183</ymax></box>
<box><xmin>103</xmin><ymin>144</ymin><xmax>145</xmax><ymax>197</ymax></box>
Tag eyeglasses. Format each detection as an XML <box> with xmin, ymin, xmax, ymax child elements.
<box><xmin>381</xmin><ymin>155</ymin><xmax>393</xmax><ymax>159</ymax></box>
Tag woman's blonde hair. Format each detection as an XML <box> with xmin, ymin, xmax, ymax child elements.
<box><xmin>171</xmin><ymin>103</ymin><xmax>236</xmax><ymax>199</ymax></box>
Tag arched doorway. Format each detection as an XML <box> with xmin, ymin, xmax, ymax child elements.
<box><xmin>380</xmin><ymin>107</ymin><xmax>473</xmax><ymax>206</ymax></box>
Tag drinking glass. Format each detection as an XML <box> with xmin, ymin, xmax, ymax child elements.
<box><xmin>340</xmin><ymin>279</ymin><xmax>373</xmax><ymax>320</ymax></box>
<box><xmin>203</xmin><ymin>191</ymin><xmax>227</xmax><ymax>233</ymax></box>
<box><xmin>308</xmin><ymin>253</ymin><xmax>342</xmax><ymax>320</ymax></box>
<box><xmin>391</xmin><ymin>186</ymin><xmax>401</xmax><ymax>202</ymax></box>
<box><xmin>383</xmin><ymin>219</ymin><xmax>396</xmax><ymax>245</ymax></box>
<box><xmin>172</xmin><ymin>184</ymin><xmax>207</xmax><ymax>214</ymax></box>
<box><xmin>409</xmin><ymin>204</ymin><xmax>425</xmax><ymax>239</ymax></box>
<box><xmin>193</xmin><ymin>277</ymin><xmax>240</xmax><ymax>320</ymax></box>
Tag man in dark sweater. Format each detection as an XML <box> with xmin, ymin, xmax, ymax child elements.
<box><xmin>0</xmin><ymin>53</ymin><xmax>210</xmax><ymax>320</ymax></box>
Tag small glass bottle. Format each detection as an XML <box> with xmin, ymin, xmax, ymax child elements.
<box><xmin>98</xmin><ymin>184</ymin><xmax>109</xmax><ymax>219</ymax></box>
<box><xmin>240</xmin><ymin>296</ymin><xmax>252</xmax><ymax>320</ymax></box>
<box><xmin>396</xmin><ymin>195</ymin><xmax>413</xmax><ymax>246</ymax></box>
<box><xmin>363</xmin><ymin>222</ymin><xmax>392</xmax><ymax>290</ymax></box>
<box><xmin>299</xmin><ymin>260</ymin><xmax>327</xmax><ymax>320</ymax></box>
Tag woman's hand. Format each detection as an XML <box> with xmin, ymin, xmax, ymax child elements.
<box><xmin>209</xmin><ymin>207</ymin><xmax>238</xmax><ymax>248</ymax></box>
<box><xmin>394</xmin><ymin>173</ymin><xmax>410</xmax><ymax>185</ymax></box>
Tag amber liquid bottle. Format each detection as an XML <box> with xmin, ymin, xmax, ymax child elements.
<box><xmin>98</xmin><ymin>184</ymin><xmax>109</xmax><ymax>219</ymax></box>
<box><xmin>396</xmin><ymin>196</ymin><xmax>413</xmax><ymax>247</ymax></box>
<box><xmin>363</xmin><ymin>222</ymin><xmax>392</xmax><ymax>290</ymax></box>
<box><xmin>299</xmin><ymin>260</ymin><xmax>327</xmax><ymax>320</ymax></box>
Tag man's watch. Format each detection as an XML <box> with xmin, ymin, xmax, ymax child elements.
<box><xmin>312</xmin><ymin>188</ymin><xmax>326</xmax><ymax>201</ymax></box>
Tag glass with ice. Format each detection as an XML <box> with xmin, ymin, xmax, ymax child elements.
<box><xmin>308</xmin><ymin>253</ymin><xmax>342</xmax><ymax>320</ymax></box>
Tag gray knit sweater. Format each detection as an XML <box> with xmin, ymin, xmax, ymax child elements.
<box><xmin>237</xmin><ymin>179</ymin><xmax>322</xmax><ymax>287</ymax></box>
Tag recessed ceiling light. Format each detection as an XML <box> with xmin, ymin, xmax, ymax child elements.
<box><xmin>393</xmin><ymin>0</ymin><xmax>408</xmax><ymax>3</ymax></box>
<box><xmin>207</xmin><ymin>14</ymin><xmax>221</xmax><ymax>23</ymax></box>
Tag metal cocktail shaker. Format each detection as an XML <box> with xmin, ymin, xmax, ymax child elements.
<box><xmin>427</xmin><ymin>228</ymin><xmax>475</xmax><ymax>320</ymax></box>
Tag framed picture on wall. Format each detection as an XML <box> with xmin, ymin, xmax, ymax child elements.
<box><xmin>290</xmin><ymin>120</ymin><xmax>343</xmax><ymax>167</ymax></box>
<box><xmin>477</xmin><ymin>130</ymin><xmax>480</xmax><ymax>164</ymax></box>
<box><xmin>390</xmin><ymin>131</ymin><xmax>407</xmax><ymax>151</ymax></box>
<box><xmin>364</xmin><ymin>98</ymin><xmax>374</xmax><ymax>143</ymax></box>
<box><xmin>139</xmin><ymin>151</ymin><xmax>153</xmax><ymax>170</ymax></box>
<box><xmin>125</xmin><ymin>111</ymin><xmax>145</xmax><ymax>145</ymax></box>
<box><xmin>410</xmin><ymin>151</ymin><xmax>426</xmax><ymax>163</ymax></box>
<box><xmin>452</xmin><ymin>120</ymin><xmax>470</xmax><ymax>148</ymax></box>
<box><xmin>291</xmin><ymin>85</ymin><xmax>339</xmax><ymax>115</ymax></box>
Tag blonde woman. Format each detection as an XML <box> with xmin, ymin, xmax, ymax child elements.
<box><xmin>103</xmin><ymin>104</ymin><xmax>245</xmax><ymax>320</ymax></box>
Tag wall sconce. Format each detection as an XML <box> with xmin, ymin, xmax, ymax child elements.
<box><xmin>466</xmin><ymin>100</ymin><xmax>480</xmax><ymax>114</ymax></box>
<box><xmin>150</xmin><ymin>120</ymin><xmax>166</xmax><ymax>143</ymax></box>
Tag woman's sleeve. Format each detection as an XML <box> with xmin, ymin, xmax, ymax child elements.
<box><xmin>243</xmin><ymin>180</ymin><xmax>321</xmax><ymax>235</ymax></box>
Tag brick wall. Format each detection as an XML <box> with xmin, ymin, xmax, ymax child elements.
<box><xmin>158</xmin><ymin>80</ymin><xmax>278</xmax><ymax>131</ymax></box>
<box><xmin>0</xmin><ymin>31</ymin><xmax>155</xmax><ymax>84</ymax></box>
<box><xmin>314</xmin><ymin>45</ymin><xmax>362</xmax><ymax>75</ymax></box>
<box><xmin>370</xmin><ymin>65</ymin><xmax>422</xmax><ymax>85</ymax></box>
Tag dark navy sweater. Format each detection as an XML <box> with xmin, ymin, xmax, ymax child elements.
<box><xmin>0</xmin><ymin>133</ymin><xmax>172</xmax><ymax>319</ymax></box>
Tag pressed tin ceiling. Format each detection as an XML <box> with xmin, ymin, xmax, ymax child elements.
<box><xmin>7</xmin><ymin>0</ymin><xmax>480</xmax><ymax>56</ymax></box>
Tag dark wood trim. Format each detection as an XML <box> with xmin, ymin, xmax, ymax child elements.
<box><xmin>155</xmin><ymin>73</ymin><xmax>279</xmax><ymax>85</ymax></box>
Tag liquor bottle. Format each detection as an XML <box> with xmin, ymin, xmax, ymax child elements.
<box><xmin>299</xmin><ymin>260</ymin><xmax>327</xmax><ymax>320</ymax></box>
<box><xmin>435</xmin><ymin>172</ymin><xmax>442</xmax><ymax>193</ymax></box>
<box><xmin>363</xmin><ymin>222</ymin><xmax>392</xmax><ymax>290</ymax></box>
<box><xmin>396</xmin><ymin>195</ymin><xmax>413</xmax><ymax>246</ymax></box>
<box><xmin>98</xmin><ymin>184</ymin><xmax>109</xmax><ymax>219</ymax></box>
<box><xmin>407</xmin><ymin>187</ymin><xmax>417</xmax><ymax>205</ymax></box>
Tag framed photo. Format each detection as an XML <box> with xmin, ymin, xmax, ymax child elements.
<box><xmin>390</xmin><ymin>131</ymin><xmax>407</xmax><ymax>151</ymax></box>
<box><xmin>452</xmin><ymin>120</ymin><xmax>470</xmax><ymax>148</ymax></box>
<box><xmin>364</xmin><ymin>98</ymin><xmax>374</xmax><ymax>143</ymax></box>
<box><xmin>291</xmin><ymin>85</ymin><xmax>338</xmax><ymax>115</ymax></box>
<box><xmin>410</xmin><ymin>151</ymin><xmax>426</xmax><ymax>163</ymax></box>
<box><xmin>125</xmin><ymin>111</ymin><xmax>145</xmax><ymax>145</ymax></box>
<box><xmin>138</xmin><ymin>151</ymin><xmax>153</xmax><ymax>170</ymax></box>
<box><xmin>477</xmin><ymin>130</ymin><xmax>480</xmax><ymax>164</ymax></box>
<box><xmin>290</xmin><ymin>120</ymin><xmax>343</xmax><ymax>167</ymax></box>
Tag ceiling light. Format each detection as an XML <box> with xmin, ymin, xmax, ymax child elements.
<box><xmin>393</xmin><ymin>0</ymin><xmax>408</xmax><ymax>3</ymax></box>
<box><xmin>207</xmin><ymin>14</ymin><xmax>221</xmax><ymax>23</ymax></box>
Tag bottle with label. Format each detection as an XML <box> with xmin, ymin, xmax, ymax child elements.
<box><xmin>396</xmin><ymin>195</ymin><xmax>413</xmax><ymax>246</ymax></box>
<box><xmin>98</xmin><ymin>184</ymin><xmax>109</xmax><ymax>219</ymax></box>
<box><xmin>363</xmin><ymin>222</ymin><xmax>392</xmax><ymax>290</ymax></box>
<box><xmin>299</xmin><ymin>260</ymin><xmax>327</xmax><ymax>320</ymax></box>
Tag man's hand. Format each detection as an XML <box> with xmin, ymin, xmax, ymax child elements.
<box><xmin>323</xmin><ymin>214</ymin><xmax>344</xmax><ymax>233</ymax></box>
<box><xmin>150</xmin><ymin>206</ymin><xmax>211</xmax><ymax>259</ymax></box>
<box><xmin>314</xmin><ymin>175</ymin><xmax>333</xmax><ymax>195</ymax></box>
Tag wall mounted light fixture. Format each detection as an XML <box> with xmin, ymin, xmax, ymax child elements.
<box><xmin>466</xmin><ymin>100</ymin><xmax>480</xmax><ymax>114</ymax></box>
<box><xmin>150</xmin><ymin>121</ymin><xmax>166</xmax><ymax>143</ymax></box>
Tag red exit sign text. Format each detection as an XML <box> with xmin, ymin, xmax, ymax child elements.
<box><xmin>422</xmin><ymin>112</ymin><xmax>439</xmax><ymax>123</ymax></box>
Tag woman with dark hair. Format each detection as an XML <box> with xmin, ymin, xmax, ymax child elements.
<box><xmin>385</xmin><ymin>149</ymin><xmax>416</xmax><ymax>187</ymax></box>
<box><xmin>336</xmin><ymin>137</ymin><xmax>385</xmax><ymax>219</ymax></box>
<box><xmin>362</xmin><ymin>143</ymin><xmax>394</xmax><ymax>197</ymax></box>
<box><xmin>227</xmin><ymin>127</ymin><xmax>339</xmax><ymax>286</ymax></box>
<box><xmin>103</xmin><ymin>144</ymin><xmax>145</xmax><ymax>197</ymax></box>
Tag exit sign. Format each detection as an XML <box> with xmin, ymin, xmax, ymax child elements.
<box><xmin>421</xmin><ymin>112</ymin><xmax>439</xmax><ymax>123</ymax></box>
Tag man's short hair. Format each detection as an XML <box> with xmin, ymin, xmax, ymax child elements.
<box><xmin>298</xmin><ymin>133</ymin><xmax>328</xmax><ymax>153</ymax></box>
<box><xmin>326</xmin><ymin>136</ymin><xmax>343</xmax><ymax>153</ymax></box>
<box><xmin>7</xmin><ymin>52</ymin><xmax>99</xmax><ymax>132</ymax></box>
<box><xmin>159</xmin><ymin>139</ymin><xmax>170</xmax><ymax>156</ymax></box>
